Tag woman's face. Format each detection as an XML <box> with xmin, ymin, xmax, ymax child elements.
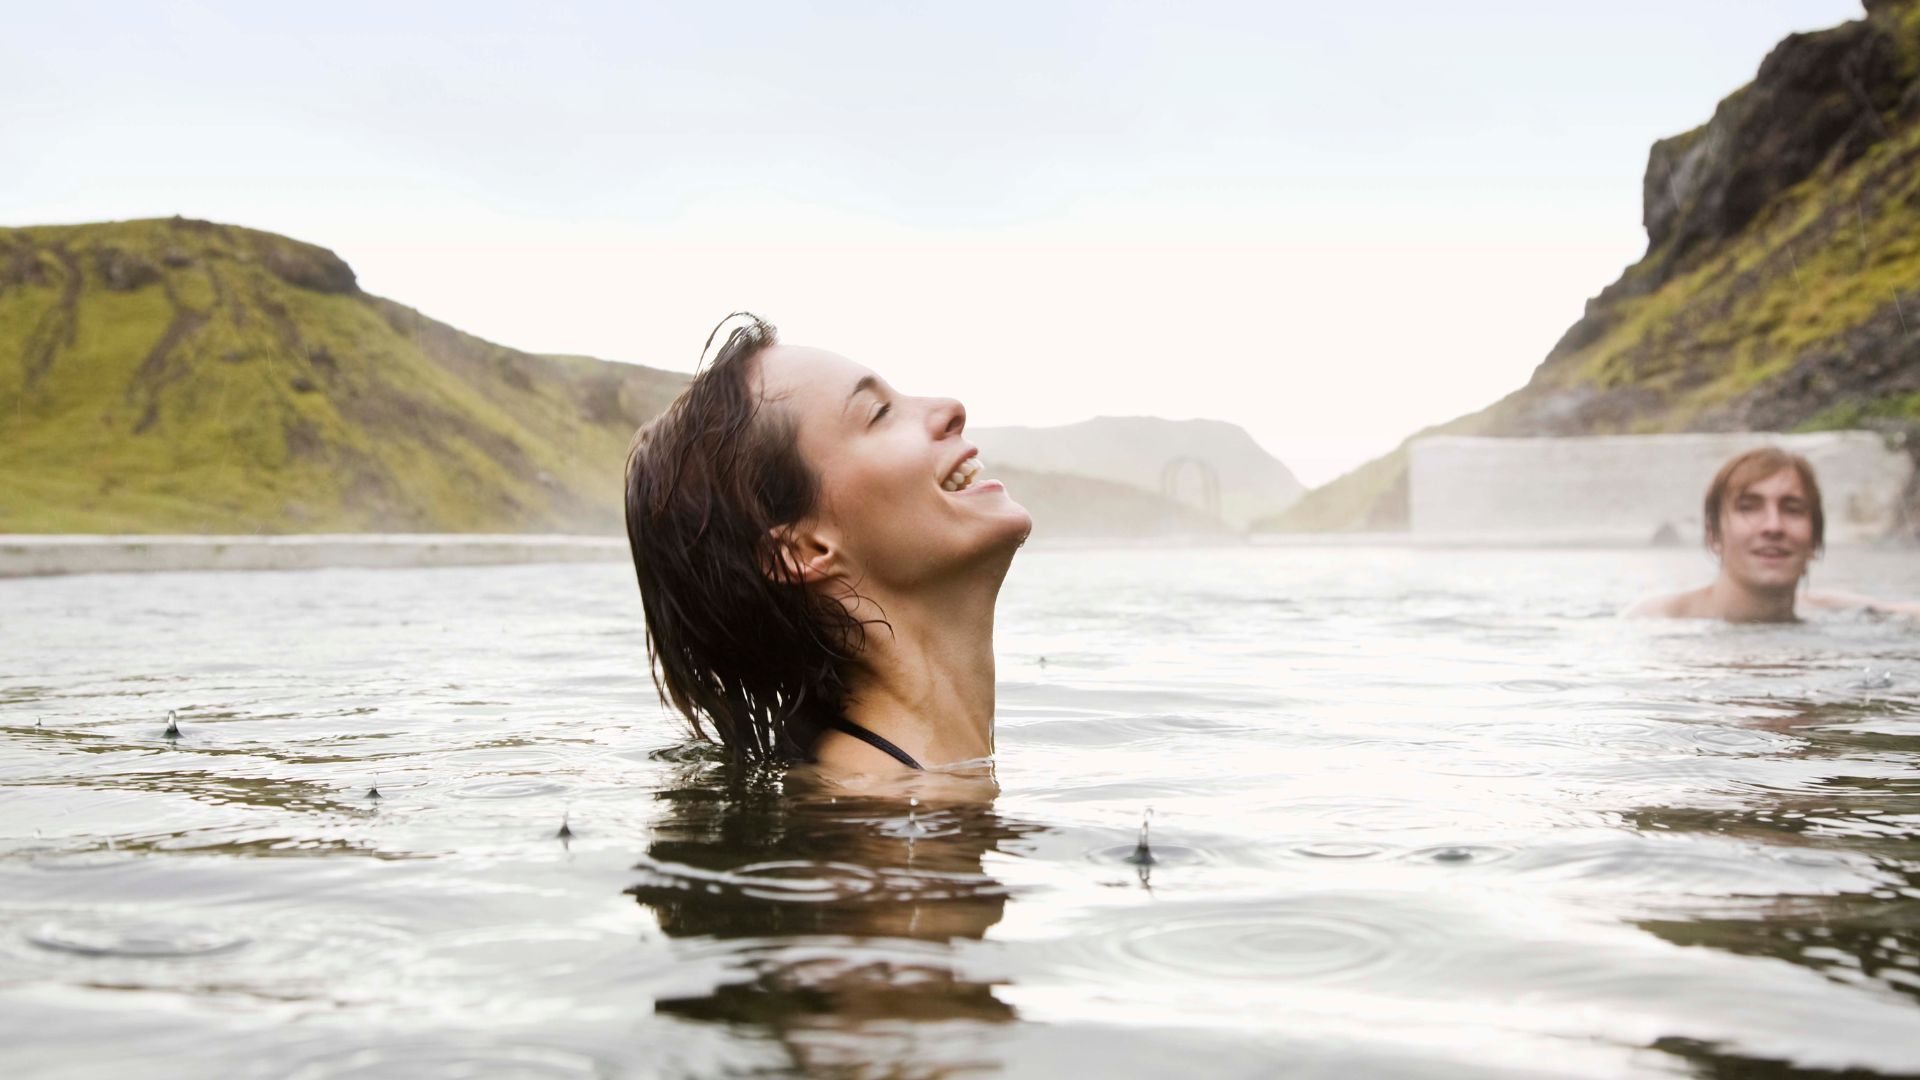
<box><xmin>755</xmin><ymin>344</ymin><xmax>1031</xmax><ymax>591</ymax></box>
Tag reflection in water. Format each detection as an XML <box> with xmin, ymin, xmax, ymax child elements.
<box><xmin>626</xmin><ymin>751</ymin><xmax>1038</xmax><ymax>1072</ymax></box>
<box><xmin>1623</xmin><ymin>684</ymin><xmax>1920</xmax><ymax>1077</ymax></box>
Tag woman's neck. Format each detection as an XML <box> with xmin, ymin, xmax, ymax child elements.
<box><xmin>841</xmin><ymin>568</ymin><xmax>1005</xmax><ymax>767</ymax></box>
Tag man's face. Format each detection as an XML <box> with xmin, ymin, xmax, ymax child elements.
<box><xmin>1713</xmin><ymin>467</ymin><xmax>1816</xmax><ymax>593</ymax></box>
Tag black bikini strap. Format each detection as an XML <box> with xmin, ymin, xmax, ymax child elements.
<box><xmin>824</xmin><ymin>716</ymin><xmax>924</xmax><ymax>771</ymax></box>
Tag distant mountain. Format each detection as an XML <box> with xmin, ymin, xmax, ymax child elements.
<box><xmin>994</xmin><ymin>464</ymin><xmax>1233</xmax><ymax>539</ymax></box>
<box><xmin>972</xmin><ymin>416</ymin><xmax>1304</xmax><ymax>528</ymax></box>
<box><xmin>1264</xmin><ymin>0</ymin><xmax>1920</xmax><ymax>535</ymax></box>
<box><xmin>0</xmin><ymin>217</ymin><xmax>684</xmax><ymax>533</ymax></box>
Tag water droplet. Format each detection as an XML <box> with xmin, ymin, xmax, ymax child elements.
<box><xmin>1127</xmin><ymin>806</ymin><xmax>1156</xmax><ymax>865</ymax></box>
<box><xmin>1855</xmin><ymin>666</ymin><xmax>1895</xmax><ymax>690</ymax></box>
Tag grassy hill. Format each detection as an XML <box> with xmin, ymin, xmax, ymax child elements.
<box><xmin>0</xmin><ymin>217</ymin><xmax>685</xmax><ymax>533</ymax></box>
<box><xmin>1263</xmin><ymin>0</ymin><xmax>1920</xmax><ymax>534</ymax></box>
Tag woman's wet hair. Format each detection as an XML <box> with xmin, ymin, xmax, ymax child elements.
<box><xmin>623</xmin><ymin>314</ymin><xmax>866</xmax><ymax>764</ymax></box>
<box><xmin>1703</xmin><ymin>446</ymin><xmax>1824</xmax><ymax>550</ymax></box>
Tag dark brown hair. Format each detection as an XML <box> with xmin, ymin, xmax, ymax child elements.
<box><xmin>1703</xmin><ymin>446</ymin><xmax>1825</xmax><ymax>550</ymax></box>
<box><xmin>623</xmin><ymin>314</ymin><xmax>866</xmax><ymax>764</ymax></box>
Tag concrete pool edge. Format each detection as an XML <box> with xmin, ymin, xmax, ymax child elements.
<box><xmin>0</xmin><ymin>534</ymin><xmax>629</xmax><ymax>577</ymax></box>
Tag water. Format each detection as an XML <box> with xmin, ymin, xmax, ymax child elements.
<box><xmin>4</xmin><ymin>545</ymin><xmax>1919</xmax><ymax>1078</ymax></box>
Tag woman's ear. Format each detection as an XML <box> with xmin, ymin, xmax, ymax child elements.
<box><xmin>763</xmin><ymin>524</ymin><xmax>836</xmax><ymax>585</ymax></box>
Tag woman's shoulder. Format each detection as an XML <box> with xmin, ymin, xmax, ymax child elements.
<box><xmin>811</xmin><ymin>725</ymin><xmax>921</xmax><ymax>774</ymax></box>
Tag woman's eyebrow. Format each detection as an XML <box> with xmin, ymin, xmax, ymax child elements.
<box><xmin>843</xmin><ymin>375</ymin><xmax>879</xmax><ymax>413</ymax></box>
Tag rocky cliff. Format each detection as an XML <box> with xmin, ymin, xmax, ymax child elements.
<box><xmin>1265</xmin><ymin>0</ymin><xmax>1920</xmax><ymax>536</ymax></box>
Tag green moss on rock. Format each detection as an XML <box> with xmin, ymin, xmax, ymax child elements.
<box><xmin>0</xmin><ymin>217</ymin><xmax>687</xmax><ymax>534</ymax></box>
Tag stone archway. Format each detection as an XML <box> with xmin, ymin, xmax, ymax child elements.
<box><xmin>1160</xmin><ymin>456</ymin><xmax>1221</xmax><ymax>519</ymax></box>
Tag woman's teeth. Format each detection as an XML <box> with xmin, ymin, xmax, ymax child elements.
<box><xmin>942</xmin><ymin>457</ymin><xmax>984</xmax><ymax>492</ymax></box>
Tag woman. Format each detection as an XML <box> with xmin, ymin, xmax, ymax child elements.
<box><xmin>624</xmin><ymin>314</ymin><xmax>1032</xmax><ymax>775</ymax></box>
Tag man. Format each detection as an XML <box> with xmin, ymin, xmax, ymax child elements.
<box><xmin>1625</xmin><ymin>446</ymin><xmax>1919</xmax><ymax>622</ymax></box>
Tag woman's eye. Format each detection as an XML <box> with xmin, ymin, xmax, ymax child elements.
<box><xmin>869</xmin><ymin>403</ymin><xmax>891</xmax><ymax>427</ymax></box>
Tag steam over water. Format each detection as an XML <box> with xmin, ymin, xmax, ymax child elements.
<box><xmin>5</xmin><ymin>546</ymin><xmax>1919</xmax><ymax>1077</ymax></box>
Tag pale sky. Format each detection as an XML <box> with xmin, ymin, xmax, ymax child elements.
<box><xmin>2</xmin><ymin>1</ymin><xmax>1864</xmax><ymax>485</ymax></box>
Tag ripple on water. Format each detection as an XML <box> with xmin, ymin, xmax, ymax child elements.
<box><xmin>423</xmin><ymin>925</ymin><xmax>660</xmax><ymax>990</ymax></box>
<box><xmin>1008</xmin><ymin>713</ymin><xmax>1255</xmax><ymax>749</ymax></box>
<box><xmin>1402</xmin><ymin>844</ymin><xmax>1516</xmax><ymax>866</ymax></box>
<box><xmin>7</xmin><ymin>902</ymin><xmax>430</xmax><ymax>996</ymax></box>
<box><xmin>1047</xmin><ymin>895</ymin><xmax>1450</xmax><ymax>988</ymax></box>
<box><xmin>437</xmin><ymin>746</ymin><xmax>577</xmax><ymax>772</ymax></box>
<box><xmin>1505</xmin><ymin>836</ymin><xmax>1879</xmax><ymax>894</ymax></box>
<box><xmin>1566</xmin><ymin>719</ymin><xmax>1691</xmax><ymax>754</ymax></box>
<box><xmin>1087</xmin><ymin>843</ymin><xmax>1208</xmax><ymax>867</ymax></box>
<box><xmin>1564</xmin><ymin>697</ymin><xmax>1726</xmax><ymax>720</ymax></box>
<box><xmin>1495</xmin><ymin>679</ymin><xmax>1580</xmax><ymax>694</ymax></box>
<box><xmin>1423</xmin><ymin>755</ymin><xmax>1553</xmax><ymax>779</ymax></box>
<box><xmin>1687</xmin><ymin>725</ymin><xmax>1794</xmax><ymax>752</ymax></box>
<box><xmin>725</xmin><ymin>860</ymin><xmax>881</xmax><ymax>902</ymax></box>
<box><xmin>1278</xmin><ymin>795</ymin><xmax>1500</xmax><ymax>834</ymax></box>
<box><xmin>449</xmin><ymin>778</ymin><xmax>572</xmax><ymax>800</ymax></box>
<box><xmin>630</xmin><ymin>854</ymin><xmax>1009</xmax><ymax>906</ymax></box>
<box><xmin>1289</xmin><ymin>841</ymin><xmax>1393</xmax><ymax>860</ymax></box>
<box><xmin>1027</xmin><ymin>778</ymin><xmax>1237</xmax><ymax>804</ymax></box>
<box><xmin>26</xmin><ymin>851</ymin><xmax>146</xmax><ymax>873</ymax></box>
<box><xmin>282</xmin><ymin>1041</ymin><xmax>604</xmax><ymax>1080</ymax></box>
<box><xmin>25</xmin><ymin>917</ymin><xmax>248</xmax><ymax>959</ymax></box>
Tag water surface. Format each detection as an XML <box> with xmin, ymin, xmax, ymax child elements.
<box><xmin>4</xmin><ymin>546</ymin><xmax>1919</xmax><ymax>1077</ymax></box>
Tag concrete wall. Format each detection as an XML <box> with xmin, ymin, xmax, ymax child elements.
<box><xmin>1409</xmin><ymin>432</ymin><xmax>1914</xmax><ymax>544</ymax></box>
<box><xmin>0</xmin><ymin>534</ymin><xmax>627</xmax><ymax>578</ymax></box>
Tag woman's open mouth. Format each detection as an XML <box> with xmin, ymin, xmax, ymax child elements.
<box><xmin>942</xmin><ymin>457</ymin><xmax>984</xmax><ymax>492</ymax></box>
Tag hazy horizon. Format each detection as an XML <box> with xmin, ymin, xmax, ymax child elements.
<box><xmin>1</xmin><ymin>0</ymin><xmax>1863</xmax><ymax>485</ymax></box>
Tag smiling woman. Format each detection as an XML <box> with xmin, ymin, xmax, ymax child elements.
<box><xmin>623</xmin><ymin>314</ymin><xmax>1032</xmax><ymax>776</ymax></box>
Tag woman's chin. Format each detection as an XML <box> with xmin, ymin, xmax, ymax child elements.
<box><xmin>994</xmin><ymin>501</ymin><xmax>1035</xmax><ymax>550</ymax></box>
<box><xmin>959</xmin><ymin>503</ymin><xmax>1033</xmax><ymax>562</ymax></box>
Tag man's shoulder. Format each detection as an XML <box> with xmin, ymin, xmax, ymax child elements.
<box><xmin>1804</xmin><ymin>589</ymin><xmax>1920</xmax><ymax>616</ymax></box>
<box><xmin>1621</xmin><ymin>588</ymin><xmax>1701</xmax><ymax>619</ymax></box>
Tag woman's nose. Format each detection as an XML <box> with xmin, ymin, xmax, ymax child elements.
<box><xmin>929</xmin><ymin>397</ymin><xmax>966</xmax><ymax>438</ymax></box>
